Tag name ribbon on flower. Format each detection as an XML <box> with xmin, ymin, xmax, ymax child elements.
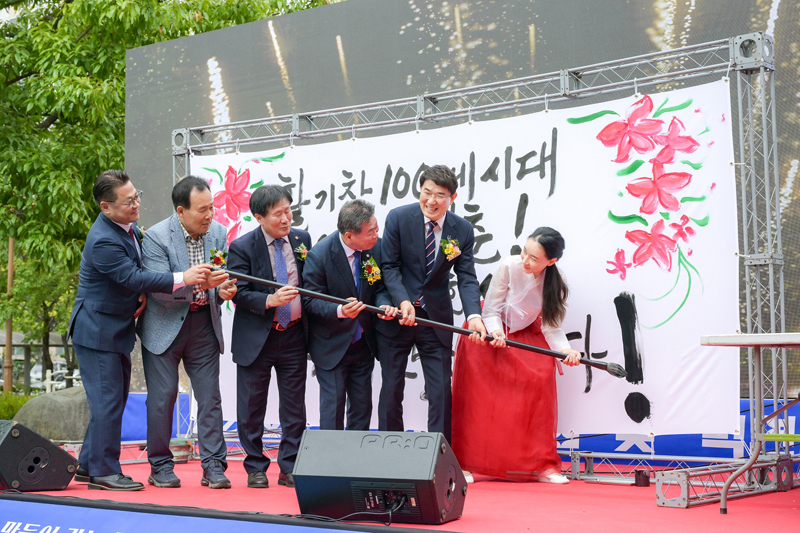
<box><xmin>441</xmin><ymin>237</ymin><xmax>461</xmax><ymax>261</ymax></box>
<box><xmin>294</xmin><ymin>243</ymin><xmax>308</xmax><ymax>261</ymax></box>
<box><xmin>360</xmin><ymin>256</ymin><xmax>381</xmax><ymax>285</ymax></box>
<box><xmin>209</xmin><ymin>248</ymin><xmax>228</xmax><ymax>267</ymax></box>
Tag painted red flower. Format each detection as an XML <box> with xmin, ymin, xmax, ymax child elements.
<box><xmin>652</xmin><ymin>117</ymin><xmax>700</xmax><ymax>164</ymax></box>
<box><xmin>606</xmin><ymin>248</ymin><xmax>632</xmax><ymax>280</ymax></box>
<box><xmin>596</xmin><ymin>95</ymin><xmax>664</xmax><ymax>163</ymax></box>
<box><xmin>670</xmin><ymin>214</ymin><xmax>697</xmax><ymax>243</ymax></box>
<box><xmin>213</xmin><ymin>204</ymin><xmax>231</xmax><ymax>227</ymax></box>
<box><xmin>625</xmin><ymin>219</ymin><xmax>678</xmax><ymax>271</ymax></box>
<box><xmin>226</xmin><ymin>220</ymin><xmax>242</xmax><ymax>246</ymax></box>
<box><xmin>214</xmin><ymin>166</ymin><xmax>251</xmax><ymax>221</ymax></box>
<box><xmin>626</xmin><ymin>161</ymin><xmax>692</xmax><ymax>214</ymax></box>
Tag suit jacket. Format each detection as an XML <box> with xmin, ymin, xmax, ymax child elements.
<box><xmin>68</xmin><ymin>213</ymin><xmax>174</xmax><ymax>353</ymax></box>
<box><xmin>302</xmin><ymin>234</ymin><xmax>396</xmax><ymax>371</ymax></box>
<box><xmin>137</xmin><ymin>215</ymin><xmax>228</xmax><ymax>355</ymax></box>
<box><xmin>381</xmin><ymin>203</ymin><xmax>482</xmax><ymax>346</ymax></box>
<box><xmin>228</xmin><ymin>226</ymin><xmax>312</xmax><ymax>367</ymax></box>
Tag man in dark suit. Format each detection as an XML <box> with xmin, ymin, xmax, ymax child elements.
<box><xmin>138</xmin><ymin>177</ymin><xmax>238</xmax><ymax>489</ymax></box>
<box><xmin>68</xmin><ymin>170</ymin><xmax>211</xmax><ymax>491</ymax></box>
<box><xmin>379</xmin><ymin>165</ymin><xmax>487</xmax><ymax>444</ymax></box>
<box><xmin>302</xmin><ymin>200</ymin><xmax>398</xmax><ymax>431</ymax></box>
<box><xmin>228</xmin><ymin>185</ymin><xmax>311</xmax><ymax>489</ymax></box>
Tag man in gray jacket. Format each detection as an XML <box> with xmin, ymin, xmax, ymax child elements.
<box><xmin>138</xmin><ymin>176</ymin><xmax>237</xmax><ymax>489</ymax></box>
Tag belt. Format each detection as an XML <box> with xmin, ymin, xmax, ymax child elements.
<box><xmin>272</xmin><ymin>318</ymin><xmax>300</xmax><ymax>331</ymax></box>
<box><xmin>189</xmin><ymin>303</ymin><xmax>209</xmax><ymax>312</ymax></box>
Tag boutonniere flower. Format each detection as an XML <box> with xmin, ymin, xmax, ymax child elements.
<box><xmin>360</xmin><ymin>256</ymin><xmax>381</xmax><ymax>285</ymax></box>
<box><xmin>293</xmin><ymin>243</ymin><xmax>308</xmax><ymax>261</ymax></box>
<box><xmin>136</xmin><ymin>225</ymin><xmax>145</xmax><ymax>243</ymax></box>
<box><xmin>209</xmin><ymin>248</ymin><xmax>228</xmax><ymax>267</ymax></box>
<box><xmin>441</xmin><ymin>237</ymin><xmax>461</xmax><ymax>261</ymax></box>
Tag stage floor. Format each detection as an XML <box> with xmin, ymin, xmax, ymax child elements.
<box><xmin>2</xmin><ymin>460</ymin><xmax>797</xmax><ymax>532</ymax></box>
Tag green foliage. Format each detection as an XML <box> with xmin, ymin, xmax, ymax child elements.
<box><xmin>0</xmin><ymin>1</ymin><xmax>331</xmax><ymax>344</ymax></box>
<box><xmin>0</xmin><ymin>392</ymin><xmax>35</xmax><ymax>420</ymax></box>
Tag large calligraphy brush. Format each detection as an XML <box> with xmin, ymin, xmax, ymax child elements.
<box><xmin>219</xmin><ymin>268</ymin><xmax>628</xmax><ymax>379</ymax></box>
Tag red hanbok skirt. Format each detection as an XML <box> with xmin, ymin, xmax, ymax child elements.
<box><xmin>451</xmin><ymin>317</ymin><xmax>560</xmax><ymax>481</ymax></box>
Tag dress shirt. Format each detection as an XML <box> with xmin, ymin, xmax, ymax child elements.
<box><xmin>482</xmin><ymin>255</ymin><xmax>570</xmax><ymax>351</ymax></box>
<box><xmin>262</xmin><ymin>228</ymin><xmax>302</xmax><ymax>321</ymax></box>
<box><xmin>179</xmin><ymin>221</ymin><xmax>208</xmax><ymax>305</ymax></box>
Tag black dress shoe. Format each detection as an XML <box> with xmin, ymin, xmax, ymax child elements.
<box><xmin>247</xmin><ymin>471</ymin><xmax>269</xmax><ymax>488</ymax></box>
<box><xmin>278</xmin><ymin>472</ymin><xmax>294</xmax><ymax>487</ymax></box>
<box><xmin>88</xmin><ymin>474</ymin><xmax>145</xmax><ymax>491</ymax></box>
<box><xmin>74</xmin><ymin>467</ymin><xmax>89</xmax><ymax>483</ymax></box>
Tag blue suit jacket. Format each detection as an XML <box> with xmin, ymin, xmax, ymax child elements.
<box><xmin>137</xmin><ymin>215</ymin><xmax>228</xmax><ymax>355</ymax></box>
<box><xmin>68</xmin><ymin>213</ymin><xmax>174</xmax><ymax>354</ymax></box>
<box><xmin>302</xmin><ymin>234</ymin><xmax>397</xmax><ymax>371</ymax></box>
<box><xmin>228</xmin><ymin>226</ymin><xmax>312</xmax><ymax>367</ymax></box>
<box><xmin>381</xmin><ymin>204</ymin><xmax>482</xmax><ymax>346</ymax></box>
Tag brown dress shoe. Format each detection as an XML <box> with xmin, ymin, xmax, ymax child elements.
<box><xmin>278</xmin><ymin>472</ymin><xmax>294</xmax><ymax>487</ymax></box>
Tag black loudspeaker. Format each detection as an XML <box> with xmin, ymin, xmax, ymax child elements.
<box><xmin>0</xmin><ymin>421</ymin><xmax>79</xmax><ymax>491</ymax></box>
<box><xmin>293</xmin><ymin>430</ymin><xmax>467</xmax><ymax>525</ymax></box>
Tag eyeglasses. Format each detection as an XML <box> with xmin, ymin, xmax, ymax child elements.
<box><xmin>420</xmin><ymin>189</ymin><xmax>452</xmax><ymax>201</ymax></box>
<box><xmin>110</xmin><ymin>190</ymin><xmax>143</xmax><ymax>207</ymax></box>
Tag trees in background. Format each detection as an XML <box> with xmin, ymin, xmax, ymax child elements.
<box><xmin>0</xmin><ymin>0</ymin><xmax>330</xmax><ymax>387</ymax></box>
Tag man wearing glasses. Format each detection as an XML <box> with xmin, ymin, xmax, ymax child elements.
<box><xmin>68</xmin><ymin>170</ymin><xmax>212</xmax><ymax>491</ymax></box>
<box><xmin>378</xmin><ymin>165</ymin><xmax>487</xmax><ymax>444</ymax></box>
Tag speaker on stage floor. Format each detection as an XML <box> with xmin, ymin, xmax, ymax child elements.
<box><xmin>293</xmin><ymin>430</ymin><xmax>467</xmax><ymax>525</ymax></box>
<box><xmin>0</xmin><ymin>420</ymin><xmax>79</xmax><ymax>491</ymax></box>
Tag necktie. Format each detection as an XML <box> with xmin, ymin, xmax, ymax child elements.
<box><xmin>425</xmin><ymin>220</ymin><xmax>438</xmax><ymax>278</ymax></box>
<box><xmin>419</xmin><ymin>220</ymin><xmax>438</xmax><ymax>309</ymax></box>
<box><xmin>352</xmin><ymin>251</ymin><xmax>362</xmax><ymax>344</ymax></box>
<box><xmin>128</xmin><ymin>227</ymin><xmax>141</xmax><ymax>259</ymax></box>
<box><xmin>273</xmin><ymin>238</ymin><xmax>291</xmax><ymax>328</ymax></box>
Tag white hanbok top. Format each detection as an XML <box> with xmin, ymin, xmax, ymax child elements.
<box><xmin>482</xmin><ymin>255</ymin><xmax>571</xmax><ymax>352</ymax></box>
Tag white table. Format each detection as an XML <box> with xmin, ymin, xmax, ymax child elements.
<box><xmin>700</xmin><ymin>333</ymin><xmax>800</xmax><ymax>514</ymax></box>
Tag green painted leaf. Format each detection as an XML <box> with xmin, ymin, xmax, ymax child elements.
<box><xmin>203</xmin><ymin>167</ymin><xmax>224</xmax><ymax>184</ymax></box>
<box><xmin>653</xmin><ymin>98</ymin><xmax>693</xmax><ymax>118</ymax></box>
<box><xmin>249</xmin><ymin>179</ymin><xmax>264</xmax><ymax>189</ymax></box>
<box><xmin>660</xmin><ymin>212</ymin><xmax>670</xmax><ymax>220</ymax></box>
<box><xmin>698</xmin><ymin>126</ymin><xmax>710</xmax><ymax>135</ymax></box>
<box><xmin>688</xmin><ymin>215</ymin><xmax>710</xmax><ymax>227</ymax></box>
<box><xmin>617</xmin><ymin>160</ymin><xmax>645</xmax><ymax>176</ymax></box>
<box><xmin>680</xmin><ymin>160</ymin><xmax>703</xmax><ymax>170</ymax></box>
<box><xmin>566</xmin><ymin>110</ymin><xmax>619</xmax><ymax>124</ymax></box>
<box><xmin>680</xmin><ymin>195</ymin><xmax>706</xmax><ymax>203</ymax></box>
<box><xmin>244</xmin><ymin>216</ymin><xmax>252</xmax><ymax>222</ymax></box>
<box><xmin>608</xmin><ymin>211</ymin><xmax>648</xmax><ymax>226</ymax></box>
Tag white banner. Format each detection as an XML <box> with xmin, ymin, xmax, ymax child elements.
<box><xmin>192</xmin><ymin>78</ymin><xmax>740</xmax><ymax>437</ymax></box>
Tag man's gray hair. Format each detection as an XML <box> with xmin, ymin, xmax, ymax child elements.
<box><xmin>337</xmin><ymin>199</ymin><xmax>375</xmax><ymax>235</ymax></box>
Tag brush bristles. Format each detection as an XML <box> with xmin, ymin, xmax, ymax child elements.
<box><xmin>606</xmin><ymin>362</ymin><xmax>628</xmax><ymax>379</ymax></box>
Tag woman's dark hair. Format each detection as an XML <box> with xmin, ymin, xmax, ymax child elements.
<box><xmin>529</xmin><ymin>226</ymin><xmax>568</xmax><ymax>327</ymax></box>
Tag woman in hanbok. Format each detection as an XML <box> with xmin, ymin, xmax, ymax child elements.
<box><xmin>452</xmin><ymin>227</ymin><xmax>581</xmax><ymax>484</ymax></box>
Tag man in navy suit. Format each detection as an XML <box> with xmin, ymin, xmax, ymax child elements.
<box><xmin>379</xmin><ymin>165</ymin><xmax>487</xmax><ymax>444</ymax></box>
<box><xmin>228</xmin><ymin>185</ymin><xmax>311</xmax><ymax>489</ymax></box>
<box><xmin>68</xmin><ymin>170</ymin><xmax>211</xmax><ymax>491</ymax></box>
<box><xmin>138</xmin><ymin>177</ymin><xmax>238</xmax><ymax>489</ymax></box>
<box><xmin>302</xmin><ymin>200</ymin><xmax>398</xmax><ymax>431</ymax></box>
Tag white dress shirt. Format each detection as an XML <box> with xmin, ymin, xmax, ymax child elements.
<box><xmin>482</xmin><ymin>255</ymin><xmax>570</xmax><ymax>351</ymax></box>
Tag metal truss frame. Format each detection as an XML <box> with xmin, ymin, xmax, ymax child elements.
<box><xmin>171</xmin><ymin>33</ymin><xmax>792</xmax><ymax>506</ymax></box>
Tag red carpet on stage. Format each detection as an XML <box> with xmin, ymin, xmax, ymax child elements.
<box><xmin>20</xmin><ymin>461</ymin><xmax>798</xmax><ymax>532</ymax></box>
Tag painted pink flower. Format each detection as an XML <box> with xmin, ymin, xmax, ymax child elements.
<box><xmin>670</xmin><ymin>214</ymin><xmax>697</xmax><ymax>243</ymax></box>
<box><xmin>214</xmin><ymin>166</ymin><xmax>251</xmax><ymax>221</ymax></box>
<box><xmin>652</xmin><ymin>117</ymin><xmax>700</xmax><ymax>164</ymax></box>
<box><xmin>226</xmin><ymin>220</ymin><xmax>242</xmax><ymax>246</ymax></box>
<box><xmin>596</xmin><ymin>95</ymin><xmax>664</xmax><ymax>163</ymax></box>
<box><xmin>625</xmin><ymin>219</ymin><xmax>678</xmax><ymax>271</ymax></box>
<box><xmin>606</xmin><ymin>248</ymin><xmax>632</xmax><ymax>280</ymax></box>
<box><xmin>213</xmin><ymin>204</ymin><xmax>231</xmax><ymax>227</ymax></box>
<box><xmin>626</xmin><ymin>161</ymin><xmax>692</xmax><ymax>214</ymax></box>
